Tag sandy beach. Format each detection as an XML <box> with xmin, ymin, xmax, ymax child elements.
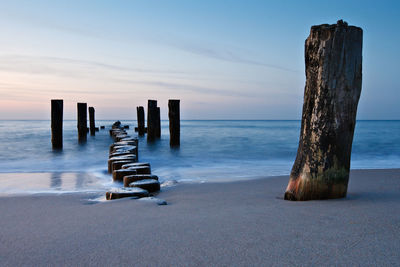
<box><xmin>0</xmin><ymin>169</ymin><xmax>399</xmax><ymax>266</ymax></box>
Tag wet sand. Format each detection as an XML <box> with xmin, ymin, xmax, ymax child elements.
<box><xmin>0</xmin><ymin>172</ymin><xmax>107</xmax><ymax>195</ymax></box>
<box><xmin>0</xmin><ymin>169</ymin><xmax>399</xmax><ymax>266</ymax></box>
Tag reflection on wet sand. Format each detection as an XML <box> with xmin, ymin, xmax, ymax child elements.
<box><xmin>0</xmin><ymin>172</ymin><xmax>108</xmax><ymax>195</ymax></box>
<box><xmin>75</xmin><ymin>172</ymin><xmax>85</xmax><ymax>189</ymax></box>
<box><xmin>50</xmin><ymin>172</ymin><xmax>62</xmax><ymax>190</ymax></box>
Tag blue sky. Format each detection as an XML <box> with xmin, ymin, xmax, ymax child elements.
<box><xmin>0</xmin><ymin>0</ymin><xmax>399</xmax><ymax>120</ymax></box>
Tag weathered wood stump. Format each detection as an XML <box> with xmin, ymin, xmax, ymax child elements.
<box><xmin>113</xmin><ymin>169</ymin><xmax>138</xmax><ymax>182</ymax></box>
<box><xmin>105</xmin><ymin>120</ymin><xmax>161</xmax><ymax>198</ymax></box>
<box><xmin>129</xmin><ymin>179</ymin><xmax>160</xmax><ymax>193</ymax></box>
<box><xmin>113</xmin><ymin>140</ymin><xmax>138</xmax><ymax>146</ymax></box>
<box><xmin>121</xmin><ymin>162</ymin><xmax>151</xmax><ymax>169</ymax></box>
<box><xmin>136</xmin><ymin>106</ymin><xmax>145</xmax><ymax>136</ymax></box>
<box><xmin>89</xmin><ymin>107</ymin><xmax>95</xmax><ymax>136</ymax></box>
<box><xmin>109</xmin><ymin>150</ymin><xmax>132</xmax><ymax>157</ymax></box>
<box><xmin>147</xmin><ymin>100</ymin><xmax>158</xmax><ymax>141</ymax></box>
<box><xmin>109</xmin><ymin>153</ymin><xmax>134</xmax><ymax>161</ymax></box>
<box><xmin>108</xmin><ymin>156</ymin><xmax>136</xmax><ymax>173</ymax></box>
<box><xmin>119</xmin><ymin>137</ymin><xmax>136</xmax><ymax>142</ymax></box>
<box><xmin>115</xmin><ymin>135</ymin><xmax>130</xmax><ymax>142</ymax></box>
<box><xmin>112</xmin><ymin>121</ymin><xmax>121</xmax><ymax>128</ymax></box>
<box><xmin>112</xmin><ymin>150</ymin><xmax>136</xmax><ymax>159</ymax></box>
<box><xmin>109</xmin><ymin>142</ymin><xmax>137</xmax><ymax>153</ymax></box>
<box><xmin>168</xmin><ymin>99</ymin><xmax>180</xmax><ymax>147</ymax></box>
<box><xmin>51</xmin><ymin>99</ymin><xmax>63</xmax><ymax>149</ymax></box>
<box><xmin>112</xmin><ymin>160</ymin><xmax>135</xmax><ymax>172</ymax></box>
<box><xmin>125</xmin><ymin>166</ymin><xmax>151</xmax><ymax>175</ymax></box>
<box><xmin>284</xmin><ymin>20</ymin><xmax>363</xmax><ymax>201</ymax></box>
<box><xmin>134</xmin><ymin>139</ymin><xmax>139</xmax><ymax>161</ymax></box>
<box><xmin>77</xmin><ymin>103</ymin><xmax>87</xmax><ymax>142</ymax></box>
<box><xmin>110</xmin><ymin>131</ymin><xmax>127</xmax><ymax>139</ymax></box>
<box><xmin>110</xmin><ymin>145</ymin><xmax>136</xmax><ymax>154</ymax></box>
<box><xmin>106</xmin><ymin>188</ymin><xmax>149</xmax><ymax>200</ymax></box>
<box><xmin>123</xmin><ymin>174</ymin><xmax>158</xmax><ymax>187</ymax></box>
<box><xmin>156</xmin><ymin>107</ymin><xmax>161</xmax><ymax>138</ymax></box>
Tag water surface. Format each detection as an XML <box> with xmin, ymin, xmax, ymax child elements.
<box><xmin>0</xmin><ymin>120</ymin><xmax>399</xmax><ymax>194</ymax></box>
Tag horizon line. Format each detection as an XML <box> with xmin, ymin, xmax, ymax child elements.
<box><xmin>1</xmin><ymin>119</ymin><xmax>399</xmax><ymax>122</ymax></box>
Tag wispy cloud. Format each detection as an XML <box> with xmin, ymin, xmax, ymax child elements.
<box><xmin>0</xmin><ymin>54</ymin><xmax>296</xmax><ymax>100</ymax></box>
<box><xmin>2</xmin><ymin>11</ymin><xmax>300</xmax><ymax>74</ymax></box>
<box><xmin>0</xmin><ymin>54</ymin><xmax>187</xmax><ymax>78</ymax></box>
<box><xmin>154</xmin><ymin>37</ymin><xmax>301</xmax><ymax>73</ymax></box>
<box><xmin>0</xmin><ymin>12</ymin><xmax>105</xmax><ymax>40</ymax></box>
<box><xmin>112</xmin><ymin>78</ymin><xmax>262</xmax><ymax>98</ymax></box>
<box><xmin>0</xmin><ymin>55</ymin><xmax>255</xmax><ymax>98</ymax></box>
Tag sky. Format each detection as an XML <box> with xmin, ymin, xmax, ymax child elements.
<box><xmin>0</xmin><ymin>0</ymin><xmax>399</xmax><ymax>120</ymax></box>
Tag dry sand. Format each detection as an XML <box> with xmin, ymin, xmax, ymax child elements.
<box><xmin>0</xmin><ymin>169</ymin><xmax>399</xmax><ymax>266</ymax></box>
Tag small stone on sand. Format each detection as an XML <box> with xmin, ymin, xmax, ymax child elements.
<box><xmin>138</xmin><ymin>197</ymin><xmax>167</xmax><ymax>205</ymax></box>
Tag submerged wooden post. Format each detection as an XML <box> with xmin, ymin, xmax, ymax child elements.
<box><xmin>51</xmin><ymin>99</ymin><xmax>63</xmax><ymax>149</ymax></box>
<box><xmin>168</xmin><ymin>99</ymin><xmax>180</xmax><ymax>147</ymax></box>
<box><xmin>89</xmin><ymin>107</ymin><xmax>95</xmax><ymax>136</ymax></box>
<box><xmin>136</xmin><ymin>106</ymin><xmax>145</xmax><ymax>136</ymax></box>
<box><xmin>147</xmin><ymin>100</ymin><xmax>157</xmax><ymax>141</ymax></box>
<box><xmin>77</xmin><ymin>103</ymin><xmax>87</xmax><ymax>142</ymax></box>
<box><xmin>156</xmin><ymin>107</ymin><xmax>161</xmax><ymax>138</ymax></box>
<box><xmin>284</xmin><ymin>20</ymin><xmax>363</xmax><ymax>201</ymax></box>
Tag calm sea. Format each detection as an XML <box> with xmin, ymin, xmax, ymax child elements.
<box><xmin>0</xmin><ymin>120</ymin><xmax>399</xmax><ymax>193</ymax></box>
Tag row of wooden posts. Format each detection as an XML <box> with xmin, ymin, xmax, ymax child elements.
<box><xmin>136</xmin><ymin>99</ymin><xmax>180</xmax><ymax>147</ymax></box>
<box><xmin>51</xmin><ymin>100</ymin><xmax>99</xmax><ymax>149</ymax></box>
<box><xmin>106</xmin><ymin>122</ymin><xmax>162</xmax><ymax>200</ymax></box>
<box><xmin>50</xmin><ymin>99</ymin><xmax>180</xmax><ymax>149</ymax></box>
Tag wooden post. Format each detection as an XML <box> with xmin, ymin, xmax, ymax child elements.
<box><xmin>77</xmin><ymin>103</ymin><xmax>87</xmax><ymax>142</ymax></box>
<box><xmin>135</xmin><ymin>140</ymin><xmax>139</xmax><ymax>161</ymax></box>
<box><xmin>168</xmin><ymin>99</ymin><xmax>180</xmax><ymax>147</ymax></box>
<box><xmin>89</xmin><ymin>107</ymin><xmax>95</xmax><ymax>136</ymax></box>
<box><xmin>51</xmin><ymin>99</ymin><xmax>63</xmax><ymax>149</ymax></box>
<box><xmin>284</xmin><ymin>20</ymin><xmax>363</xmax><ymax>201</ymax></box>
<box><xmin>136</xmin><ymin>106</ymin><xmax>145</xmax><ymax>136</ymax></box>
<box><xmin>147</xmin><ymin>100</ymin><xmax>157</xmax><ymax>141</ymax></box>
<box><xmin>156</xmin><ymin>107</ymin><xmax>161</xmax><ymax>138</ymax></box>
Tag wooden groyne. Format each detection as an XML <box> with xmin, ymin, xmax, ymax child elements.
<box><xmin>77</xmin><ymin>103</ymin><xmax>87</xmax><ymax>142</ymax></box>
<box><xmin>106</xmin><ymin>121</ymin><xmax>161</xmax><ymax>201</ymax></box>
<box><xmin>147</xmin><ymin>100</ymin><xmax>158</xmax><ymax>141</ymax></box>
<box><xmin>135</xmin><ymin>99</ymin><xmax>181</xmax><ymax>147</ymax></box>
<box><xmin>48</xmin><ymin>101</ymin><xmax>168</xmax><ymax>202</ymax></box>
<box><xmin>51</xmin><ymin>100</ymin><xmax>105</xmax><ymax>149</ymax></box>
<box><xmin>89</xmin><ymin>107</ymin><xmax>96</xmax><ymax>136</ymax></box>
<box><xmin>136</xmin><ymin>106</ymin><xmax>146</xmax><ymax>136</ymax></box>
<box><xmin>51</xmin><ymin>99</ymin><xmax>63</xmax><ymax>149</ymax></box>
<box><xmin>156</xmin><ymin>107</ymin><xmax>161</xmax><ymax>138</ymax></box>
<box><xmin>168</xmin><ymin>99</ymin><xmax>180</xmax><ymax>147</ymax></box>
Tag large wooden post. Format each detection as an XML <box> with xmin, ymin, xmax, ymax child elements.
<box><xmin>136</xmin><ymin>106</ymin><xmax>145</xmax><ymax>136</ymax></box>
<box><xmin>51</xmin><ymin>99</ymin><xmax>63</xmax><ymax>149</ymax></box>
<box><xmin>156</xmin><ymin>107</ymin><xmax>161</xmax><ymax>138</ymax></box>
<box><xmin>168</xmin><ymin>99</ymin><xmax>180</xmax><ymax>147</ymax></box>
<box><xmin>89</xmin><ymin>107</ymin><xmax>95</xmax><ymax>136</ymax></box>
<box><xmin>77</xmin><ymin>103</ymin><xmax>87</xmax><ymax>142</ymax></box>
<box><xmin>147</xmin><ymin>100</ymin><xmax>157</xmax><ymax>141</ymax></box>
<box><xmin>284</xmin><ymin>20</ymin><xmax>363</xmax><ymax>201</ymax></box>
